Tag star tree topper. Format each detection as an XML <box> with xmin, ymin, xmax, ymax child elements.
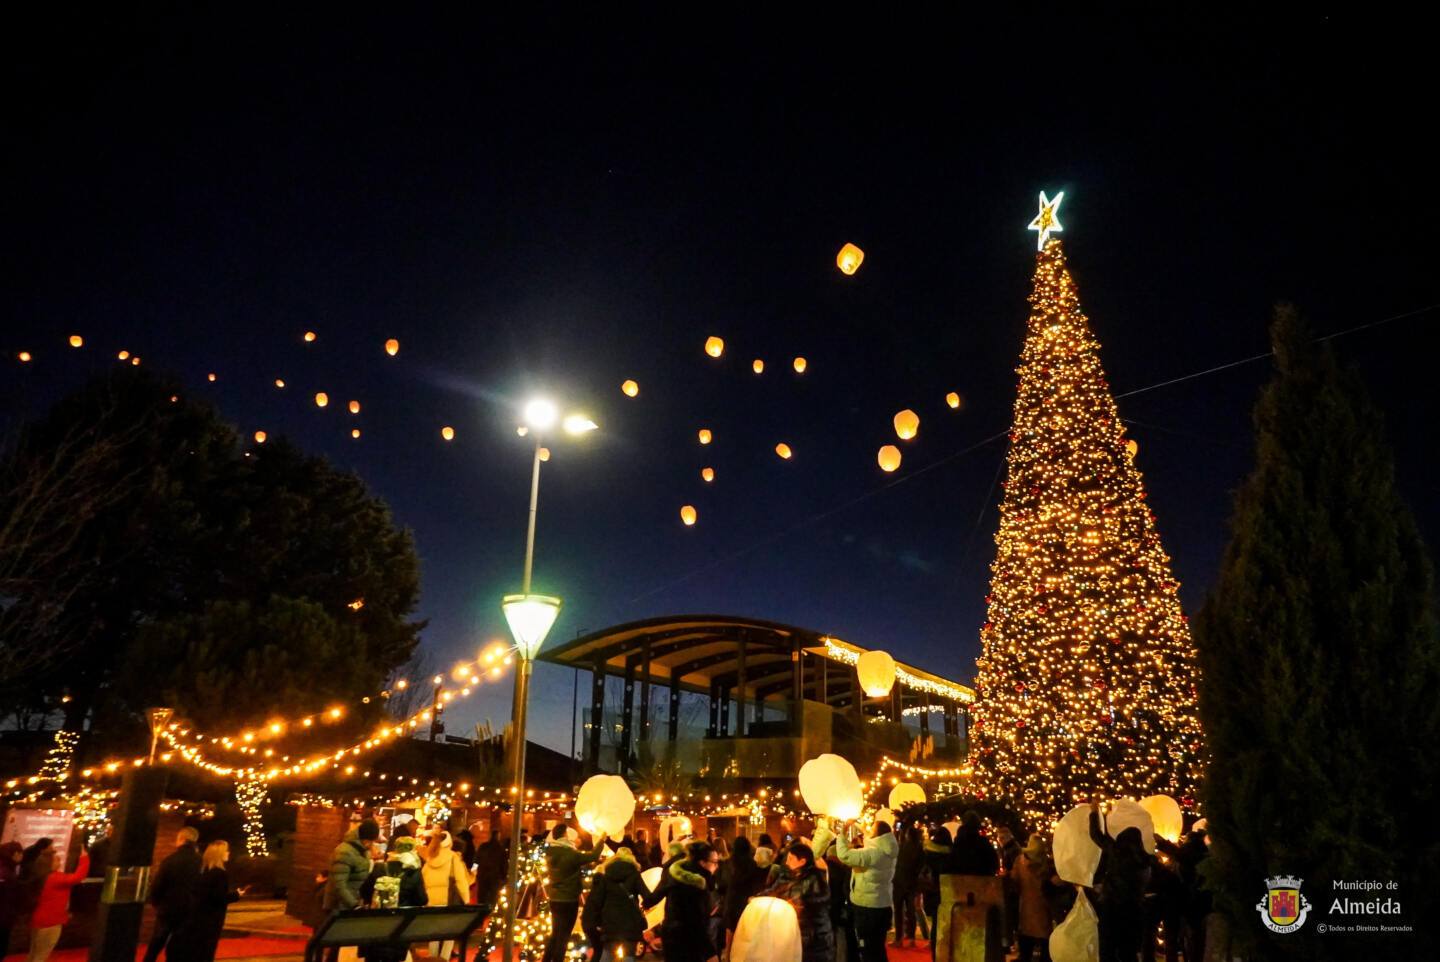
<box><xmin>1027</xmin><ymin>190</ymin><xmax>1065</xmax><ymax>250</ymax></box>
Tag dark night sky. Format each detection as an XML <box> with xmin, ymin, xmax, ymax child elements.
<box><xmin>4</xmin><ymin>13</ymin><xmax>1436</xmax><ymax>754</ymax></box>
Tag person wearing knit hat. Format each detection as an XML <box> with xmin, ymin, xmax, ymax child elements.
<box><xmin>1012</xmin><ymin>835</ymin><xmax>1057</xmax><ymax>962</ymax></box>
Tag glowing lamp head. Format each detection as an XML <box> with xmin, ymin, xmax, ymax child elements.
<box><xmin>502</xmin><ymin>593</ymin><xmax>562</xmax><ymax>661</ymax></box>
<box><xmin>562</xmin><ymin>414</ymin><xmax>598</xmax><ymax>436</ymax></box>
<box><xmin>523</xmin><ymin>399</ymin><xmax>559</xmax><ymax>432</ymax></box>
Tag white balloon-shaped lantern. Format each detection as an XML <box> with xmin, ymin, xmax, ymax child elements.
<box><xmin>574</xmin><ymin>774</ymin><xmax>636</xmax><ymax>841</ymax></box>
<box><xmin>888</xmin><ymin>782</ymin><xmax>926</xmax><ymax>811</ymax></box>
<box><xmin>730</xmin><ymin>896</ymin><xmax>802</xmax><ymax>962</ymax></box>
<box><xmin>856</xmin><ymin>650</ymin><xmax>897</xmax><ymax>698</ymax></box>
<box><xmin>1052</xmin><ymin>805</ymin><xmax>1102</xmax><ymax>887</ymax></box>
<box><xmin>798</xmin><ymin>753</ymin><xmax>864</xmax><ymax>821</ymax></box>
<box><xmin>875</xmin><ymin>807</ymin><xmax>895</xmax><ymax>829</ymax></box>
<box><xmin>1140</xmin><ymin>794</ymin><xmax>1183</xmax><ymax>844</ymax></box>
<box><xmin>658</xmin><ymin>814</ymin><xmax>694</xmax><ymax>851</ymax></box>
<box><xmin>1106</xmin><ymin>798</ymin><xmax>1157</xmax><ymax>854</ymax></box>
<box><xmin>641</xmin><ymin>866</ymin><xmax>666</xmax><ymax>929</ymax></box>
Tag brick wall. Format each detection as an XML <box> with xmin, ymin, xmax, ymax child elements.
<box><xmin>286</xmin><ymin>806</ymin><xmax>350</xmax><ymax>928</ymax></box>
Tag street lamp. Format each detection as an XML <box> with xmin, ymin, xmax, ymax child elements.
<box><xmin>500</xmin><ymin>398</ymin><xmax>596</xmax><ymax>962</ymax></box>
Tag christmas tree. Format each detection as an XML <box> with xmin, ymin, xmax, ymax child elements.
<box><xmin>971</xmin><ymin>193</ymin><xmax>1205</xmax><ymax>827</ymax></box>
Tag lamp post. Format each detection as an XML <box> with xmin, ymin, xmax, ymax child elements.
<box><xmin>500</xmin><ymin>399</ymin><xmax>596</xmax><ymax>962</ymax></box>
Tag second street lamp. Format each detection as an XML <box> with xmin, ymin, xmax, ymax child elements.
<box><xmin>500</xmin><ymin>398</ymin><xmax>596</xmax><ymax>962</ymax></box>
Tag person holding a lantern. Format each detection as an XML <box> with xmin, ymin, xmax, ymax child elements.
<box><xmin>661</xmin><ymin>841</ymin><xmax>721</xmax><ymax>962</ymax></box>
<box><xmin>542</xmin><ymin>825</ymin><xmax>605</xmax><ymax>962</ymax></box>
<box><xmin>833</xmin><ymin>819</ymin><xmax>899</xmax><ymax>962</ymax></box>
<box><xmin>580</xmin><ymin>847</ymin><xmax>651</xmax><ymax>962</ymax></box>
<box><xmin>758</xmin><ymin>842</ymin><xmax>834</xmax><ymax>962</ymax></box>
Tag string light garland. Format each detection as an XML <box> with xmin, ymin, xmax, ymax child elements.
<box><xmin>969</xmin><ymin>219</ymin><xmax>1204</xmax><ymax>827</ymax></box>
<box><xmin>821</xmin><ymin>638</ymin><xmax>975</xmax><ymax>704</ymax></box>
<box><xmin>235</xmin><ymin>772</ymin><xmax>269</xmax><ymax>856</ymax></box>
<box><xmin>37</xmin><ymin>730</ymin><xmax>80</xmax><ymax>781</ymax></box>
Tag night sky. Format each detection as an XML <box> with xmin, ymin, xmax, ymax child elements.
<box><xmin>4</xmin><ymin>14</ymin><xmax>1436</xmax><ymax>755</ymax></box>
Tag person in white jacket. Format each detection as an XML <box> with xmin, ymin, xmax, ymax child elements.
<box><xmin>419</xmin><ymin>829</ymin><xmax>474</xmax><ymax>959</ymax></box>
<box><xmin>832</xmin><ymin>820</ymin><xmax>899</xmax><ymax>962</ymax></box>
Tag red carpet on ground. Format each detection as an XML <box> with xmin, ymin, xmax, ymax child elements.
<box><xmin>3</xmin><ymin>935</ymin><xmax>308</xmax><ymax>962</ymax></box>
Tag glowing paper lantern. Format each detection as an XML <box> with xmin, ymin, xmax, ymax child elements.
<box><xmin>117</xmin><ymin>350</ymin><xmax>130</xmax><ymax>360</ymax></box>
<box><xmin>658</xmin><ymin>815</ymin><xmax>694</xmax><ymax>851</ymax></box>
<box><xmin>877</xmin><ymin>445</ymin><xmax>901</xmax><ymax>472</ymax></box>
<box><xmin>1052</xmin><ymin>805</ymin><xmax>1102</xmax><ymax>886</ymax></box>
<box><xmin>1106</xmin><ymin>798</ymin><xmax>1156</xmax><ymax>854</ymax></box>
<box><xmin>680</xmin><ymin>505</ymin><xmax>697</xmax><ymax>526</ymax></box>
<box><xmin>1140</xmin><ymin>795</ymin><xmax>1183</xmax><ymax>844</ymax></box>
<box><xmin>705</xmin><ymin>336</ymin><xmax>725</xmax><ymax>358</ymax></box>
<box><xmin>130</xmin><ymin>357</ymin><xmax>140</xmax><ymax>366</ymax></box>
<box><xmin>875</xmin><ymin>808</ymin><xmax>895</xmax><ymax>830</ymax></box>
<box><xmin>253</xmin><ymin>431</ymin><xmax>267</xmax><ymax>444</ymax></box>
<box><xmin>752</xmin><ymin>359</ymin><xmax>764</xmax><ymax>374</ymax></box>
<box><xmin>351</xmin><ymin>429</ymin><xmax>361</xmax><ymax>439</ymax></box>
<box><xmin>701</xmin><ymin>467</ymin><xmax>715</xmax><ymax>482</ymax></box>
<box><xmin>348</xmin><ymin>400</ymin><xmax>360</xmax><ymax>414</ymax></box>
<box><xmin>798</xmin><ymin>753</ymin><xmax>863</xmax><ymax>821</ymax></box>
<box><xmin>622</xmin><ymin>379</ymin><xmax>639</xmax><ymax>397</ymax></box>
<box><xmin>888</xmin><ymin>782</ymin><xmax>926</xmax><ymax>811</ymax></box>
<box><xmin>698</xmin><ymin>429</ymin><xmax>713</xmax><ymax>445</ymax></box>
<box><xmin>538</xmin><ymin>447</ymin><xmax>551</xmax><ymax>462</ymax></box>
<box><xmin>642</xmin><ymin>866</ymin><xmax>666</xmax><ymax>928</ymax></box>
<box><xmin>275</xmin><ymin>379</ymin><xmax>285</xmax><ymax>388</ymax></box>
<box><xmin>304</xmin><ymin>331</ymin><xmax>317</xmax><ymax>342</ymax></box>
<box><xmin>774</xmin><ymin>443</ymin><xmax>793</xmax><ymax>459</ymax></box>
<box><xmin>207</xmin><ymin>373</ymin><xmax>217</xmax><ymax>382</ymax></box>
<box><xmin>385</xmin><ymin>338</ymin><xmax>400</xmax><ymax>356</ymax></box>
<box><xmin>856</xmin><ymin>649</ymin><xmax>896</xmax><ymax>697</ymax></box>
<box><xmin>731</xmin><ymin>896</ymin><xmax>801</xmax><ymax>962</ymax></box>
<box><xmin>17</xmin><ymin>352</ymin><xmax>32</xmax><ymax>362</ymax></box>
<box><xmin>946</xmin><ymin>391</ymin><xmax>962</xmax><ymax>409</ymax></box>
<box><xmin>441</xmin><ymin>426</ymin><xmax>455</xmax><ymax>441</ymax></box>
<box><xmin>516</xmin><ymin>426</ymin><xmax>528</xmax><ymax>437</ymax></box>
<box><xmin>314</xmin><ymin>392</ymin><xmax>329</xmax><ymax>408</ymax></box>
<box><xmin>793</xmin><ymin>357</ymin><xmax>807</xmax><ymax>373</ymax></box>
<box><xmin>575</xmin><ymin>774</ymin><xmax>636</xmax><ymax>841</ymax></box>
<box><xmin>836</xmin><ymin>242</ymin><xmax>864</xmax><ymax>275</ymax></box>
<box><xmin>68</xmin><ymin>335</ymin><xmax>83</xmax><ymax>348</ymax></box>
<box><xmin>893</xmin><ymin>409</ymin><xmax>919</xmax><ymax>440</ymax></box>
<box><xmin>1191</xmin><ymin>818</ymin><xmax>1207</xmax><ymax>834</ymax></box>
<box><xmin>1126</xmin><ymin>439</ymin><xmax>1139</xmax><ymax>457</ymax></box>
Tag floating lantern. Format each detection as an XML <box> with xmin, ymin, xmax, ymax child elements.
<box><xmin>836</xmin><ymin>242</ymin><xmax>864</xmax><ymax>275</ymax></box>
<box><xmin>946</xmin><ymin>391</ymin><xmax>962</xmax><ymax>409</ymax></box>
<box><xmin>385</xmin><ymin>338</ymin><xmax>400</xmax><ymax>356</ymax></box>
<box><xmin>314</xmin><ymin>392</ymin><xmax>329</xmax><ymax>408</ymax></box>
<box><xmin>698</xmin><ymin>429</ymin><xmax>713</xmax><ymax>445</ymax></box>
<box><xmin>877</xmin><ymin>445</ymin><xmax>902</xmax><ymax>472</ymax></box>
<box><xmin>516</xmin><ymin>426</ymin><xmax>529</xmax><ymax>437</ymax></box>
<box><xmin>348</xmin><ymin>400</ymin><xmax>361</xmax><ymax>414</ymax></box>
<box><xmin>1140</xmin><ymin>795</ymin><xmax>1183</xmax><ymax>844</ymax></box>
<box><xmin>538</xmin><ymin>447</ymin><xmax>551</xmax><ymax>462</ymax></box>
<box><xmin>622</xmin><ymin>379</ymin><xmax>639</xmax><ymax>397</ymax></box>
<box><xmin>752</xmin><ymin>359</ymin><xmax>764</xmax><ymax>374</ymax></box>
<box><xmin>130</xmin><ymin>357</ymin><xmax>141</xmax><ymax>366</ymax></box>
<box><xmin>441</xmin><ymin>426</ymin><xmax>455</xmax><ymax>441</ymax></box>
<box><xmin>893</xmin><ymin>409</ymin><xmax>919</xmax><ymax>440</ymax></box>
<box><xmin>17</xmin><ymin>351</ymin><xmax>31</xmax><ymax>362</ymax></box>
<box><xmin>1126</xmin><ymin>439</ymin><xmax>1139</xmax><ymax>457</ymax></box>
<box><xmin>793</xmin><ymin>356</ymin><xmax>807</xmax><ymax>373</ymax></box>
<box><xmin>856</xmin><ymin>649</ymin><xmax>896</xmax><ymax>697</ymax></box>
<box><xmin>731</xmin><ymin>897</ymin><xmax>801</xmax><ymax>962</ymax></box>
<box><xmin>351</xmin><ymin>429</ymin><xmax>361</xmax><ymax>439</ymax></box>
<box><xmin>888</xmin><ymin>782</ymin><xmax>926</xmax><ymax>811</ymax></box>
<box><xmin>1106</xmin><ymin>798</ymin><xmax>1157</xmax><ymax>854</ymax></box>
<box><xmin>641</xmin><ymin>866</ymin><xmax>666</xmax><ymax>928</ymax></box>
<box><xmin>253</xmin><ymin>431</ymin><xmax>267</xmax><ymax>444</ymax></box>
<box><xmin>207</xmin><ymin>373</ymin><xmax>217</xmax><ymax>382</ymax></box>
<box><xmin>304</xmin><ymin>331</ymin><xmax>317</xmax><ymax>343</ymax></box>
<box><xmin>117</xmin><ymin>350</ymin><xmax>130</xmax><ymax>360</ymax></box>
<box><xmin>798</xmin><ymin>753</ymin><xmax>863</xmax><ymax>820</ymax></box>
<box><xmin>275</xmin><ymin>379</ymin><xmax>285</xmax><ymax>388</ymax></box>
<box><xmin>705</xmin><ymin>336</ymin><xmax>725</xmax><ymax>358</ymax></box>
<box><xmin>680</xmin><ymin>505</ymin><xmax>697</xmax><ymax>526</ymax></box>
<box><xmin>774</xmin><ymin>443</ymin><xmax>793</xmax><ymax>459</ymax></box>
<box><xmin>575</xmin><ymin>774</ymin><xmax>636</xmax><ymax>841</ymax></box>
<box><xmin>701</xmin><ymin>467</ymin><xmax>715</xmax><ymax>483</ymax></box>
<box><xmin>68</xmin><ymin>335</ymin><xmax>83</xmax><ymax>348</ymax></box>
<box><xmin>1053</xmin><ymin>805</ymin><xmax>1102</xmax><ymax>886</ymax></box>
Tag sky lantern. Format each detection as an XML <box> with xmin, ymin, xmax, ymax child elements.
<box><xmin>888</xmin><ymin>782</ymin><xmax>926</xmax><ymax>811</ymax></box>
<box><xmin>680</xmin><ymin>504</ymin><xmax>697</xmax><ymax>526</ymax></box>
<box><xmin>348</xmin><ymin>400</ymin><xmax>361</xmax><ymax>414</ymax></box>
<box><xmin>698</xmin><ymin>429</ymin><xmax>713</xmax><ymax>445</ymax></box>
<box><xmin>877</xmin><ymin>445</ymin><xmax>902</xmax><ymax>472</ymax></box>
<box><xmin>351</xmin><ymin>429</ymin><xmax>361</xmax><ymax>439</ymax></box>
<box><xmin>731</xmin><ymin>897</ymin><xmax>802</xmax><ymax>962</ymax></box>
<box><xmin>68</xmin><ymin>335</ymin><xmax>83</xmax><ymax>348</ymax></box>
<box><xmin>253</xmin><ymin>431</ymin><xmax>267</xmax><ymax>444</ymax></box>
<box><xmin>130</xmin><ymin>357</ymin><xmax>141</xmax><ymax>366</ymax></box>
<box><xmin>303</xmin><ymin>330</ymin><xmax>317</xmax><ymax>342</ymax></box>
<box><xmin>793</xmin><ymin>356</ymin><xmax>807</xmax><ymax>373</ymax></box>
<box><xmin>857</xmin><ymin>649</ymin><xmax>897</xmax><ymax>697</ymax></box>
<box><xmin>798</xmin><ymin>753</ymin><xmax>863</xmax><ymax>820</ymax></box>
<box><xmin>538</xmin><ymin>447</ymin><xmax>550</xmax><ymax>462</ymax></box>
<box><xmin>622</xmin><ymin>379</ymin><xmax>639</xmax><ymax>397</ymax></box>
<box><xmin>1106</xmin><ymin>799</ymin><xmax>1157</xmax><ymax>854</ymax></box>
<box><xmin>574</xmin><ymin>774</ymin><xmax>636</xmax><ymax>841</ymax></box>
<box><xmin>117</xmin><ymin>350</ymin><xmax>130</xmax><ymax>360</ymax></box>
<box><xmin>701</xmin><ymin>467</ymin><xmax>715</xmax><ymax>482</ymax></box>
<box><xmin>836</xmin><ymin>242</ymin><xmax>864</xmax><ymax>275</ymax></box>
<box><xmin>314</xmin><ymin>392</ymin><xmax>329</xmax><ymax>408</ymax></box>
<box><xmin>946</xmin><ymin>391</ymin><xmax>962</xmax><ymax>409</ymax></box>
<box><xmin>774</xmin><ymin>442</ymin><xmax>793</xmax><ymax>459</ymax></box>
<box><xmin>1126</xmin><ymin>439</ymin><xmax>1139</xmax><ymax>457</ymax></box>
<box><xmin>705</xmin><ymin>336</ymin><xmax>725</xmax><ymax>358</ymax></box>
<box><xmin>441</xmin><ymin>426</ymin><xmax>455</xmax><ymax>441</ymax></box>
<box><xmin>893</xmin><ymin>409</ymin><xmax>919</xmax><ymax>440</ymax></box>
<box><xmin>1053</xmin><ymin>805</ymin><xmax>1103</xmax><ymax>886</ymax></box>
<box><xmin>385</xmin><ymin>338</ymin><xmax>400</xmax><ymax>356</ymax></box>
<box><xmin>752</xmin><ymin>359</ymin><xmax>764</xmax><ymax>374</ymax></box>
<box><xmin>207</xmin><ymin>373</ymin><xmax>217</xmax><ymax>382</ymax></box>
<box><xmin>1140</xmin><ymin>794</ymin><xmax>1183</xmax><ymax>843</ymax></box>
<box><xmin>516</xmin><ymin>426</ymin><xmax>528</xmax><ymax>437</ymax></box>
<box><xmin>17</xmin><ymin>351</ymin><xmax>32</xmax><ymax>362</ymax></box>
<box><xmin>275</xmin><ymin>379</ymin><xmax>285</xmax><ymax>388</ymax></box>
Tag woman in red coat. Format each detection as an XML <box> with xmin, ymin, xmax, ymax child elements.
<box><xmin>28</xmin><ymin>846</ymin><xmax>89</xmax><ymax>962</ymax></box>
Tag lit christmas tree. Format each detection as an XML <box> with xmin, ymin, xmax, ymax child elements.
<box><xmin>971</xmin><ymin>193</ymin><xmax>1205</xmax><ymax>827</ymax></box>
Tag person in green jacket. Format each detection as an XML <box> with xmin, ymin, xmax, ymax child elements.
<box><xmin>542</xmin><ymin>826</ymin><xmax>604</xmax><ymax>962</ymax></box>
<box><xmin>324</xmin><ymin>820</ymin><xmax>380</xmax><ymax>911</ymax></box>
<box><xmin>834</xmin><ymin>820</ymin><xmax>899</xmax><ymax>962</ymax></box>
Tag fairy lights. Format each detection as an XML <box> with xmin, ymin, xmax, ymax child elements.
<box><xmin>969</xmin><ymin>228</ymin><xmax>1204</xmax><ymax>827</ymax></box>
<box><xmin>37</xmin><ymin>730</ymin><xmax>79</xmax><ymax>781</ymax></box>
<box><xmin>235</xmin><ymin>772</ymin><xmax>269</xmax><ymax>857</ymax></box>
<box><xmin>821</xmin><ymin>638</ymin><xmax>975</xmax><ymax>703</ymax></box>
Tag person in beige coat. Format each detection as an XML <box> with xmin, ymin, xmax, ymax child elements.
<box><xmin>419</xmin><ymin>829</ymin><xmax>474</xmax><ymax>960</ymax></box>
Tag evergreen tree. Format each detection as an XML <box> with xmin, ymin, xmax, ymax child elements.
<box><xmin>972</xmin><ymin>237</ymin><xmax>1204</xmax><ymax>827</ymax></box>
<box><xmin>1195</xmin><ymin>305</ymin><xmax>1439</xmax><ymax>959</ymax></box>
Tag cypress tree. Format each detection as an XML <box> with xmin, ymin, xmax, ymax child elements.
<box><xmin>1195</xmin><ymin>304</ymin><xmax>1439</xmax><ymax>960</ymax></box>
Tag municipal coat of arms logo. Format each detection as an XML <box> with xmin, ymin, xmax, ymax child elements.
<box><xmin>1257</xmin><ymin>875</ymin><xmax>1311</xmax><ymax>933</ymax></box>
